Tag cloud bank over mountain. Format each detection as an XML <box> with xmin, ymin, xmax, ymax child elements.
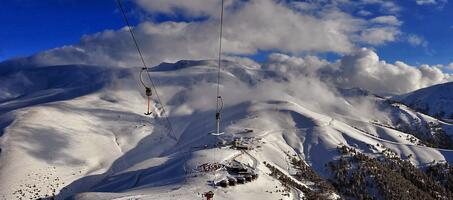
<box><xmin>2</xmin><ymin>0</ymin><xmax>452</xmax><ymax>95</ymax></box>
<box><xmin>265</xmin><ymin>48</ymin><xmax>452</xmax><ymax>95</ymax></box>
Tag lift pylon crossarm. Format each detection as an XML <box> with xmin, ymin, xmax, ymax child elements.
<box><xmin>139</xmin><ymin>68</ymin><xmax>153</xmax><ymax>115</ymax></box>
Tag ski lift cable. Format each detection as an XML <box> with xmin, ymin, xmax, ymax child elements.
<box><xmin>216</xmin><ymin>0</ymin><xmax>224</xmax><ymax>106</ymax></box>
<box><xmin>211</xmin><ymin>0</ymin><xmax>225</xmax><ymax>189</ymax></box>
<box><xmin>139</xmin><ymin>69</ymin><xmax>148</xmax><ymax>89</ymax></box>
<box><xmin>116</xmin><ymin>0</ymin><xmax>176</xmax><ymax>140</ymax></box>
<box><xmin>215</xmin><ymin>0</ymin><xmax>225</xmax><ymax>136</ymax></box>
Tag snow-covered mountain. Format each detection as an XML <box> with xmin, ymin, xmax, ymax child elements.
<box><xmin>1</xmin><ymin>60</ymin><xmax>453</xmax><ymax>200</ymax></box>
<box><xmin>394</xmin><ymin>82</ymin><xmax>453</xmax><ymax>120</ymax></box>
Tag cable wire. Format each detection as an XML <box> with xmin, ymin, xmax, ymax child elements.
<box><xmin>116</xmin><ymin>0</ymin><xmax>146</xmax><ymax>71</ymax></box>
<box><xmin>211</xmin><ymin>0</ymin><xmax>225</xmax><ymax>187</ymax></box>
<box><xmin>216</xmin><ymin>0</ymin><xmax>225</xmax><ymax>113</ymax></box>
<box><xmin>116</xmin><ymin>0</ymin><xmax>176</xmax><ymax>140</ymax></box>
<box><xmin>213</xmin><ymin>0</ymin><xmax>225</xmax><ymax>138</ymax></box>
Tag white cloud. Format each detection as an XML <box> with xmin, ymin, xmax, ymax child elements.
<box><xmin>407</xmin><ymin>34</ymin><xmax>428</xmax><ymax>47</ymax></box>
<box><xmin>357</xmin><ymin>27</ymin><xmax>401</xmax><ymax>45</ymax></box>
<box><xmin>357</xmin><ymin>10</ymin><xmax>373</xmax><ymax>16</ymax></box>
<box><xmin>416</xmin><ymin>0</ymin><xmax>437</xmax><ymax>5</ymax></box>
<box><xmin>23</xmin><ymin>0</ymin><xmax>408</xmax><ymax>68</ymax></box>
<box><xmin>222</xmin><ymin>1</ymin><xmax>361</xmax><ymax>54</ymax></box>
<box><xmin>22</xmin><ymin>0</ymin><xmax>379</xmax><ymax>67</ymax></box>
<box><xmin>332</xmin><ymin>49</ymin><xmax>452</xmax><ymax>94</ymax></box>
<box><xmin>7</xmin><ymin>38</ymin><xmax>451</xmax><ymax>97</ymax></box>
<box><xmin>2</xmin><ymin>0</ymin><xmax>450</xmax><ymax>101</ymax></box>
<box><xmin>448</xmin><ymin>63</ymin><xmax>453</xmax><ymax>70</ymax></box>
<box><xmin>416</xmin><ymin>0</ymin><xmax>449</xmax><ymax>5</ymax></box>
<box><xmin>264</xmin><ymin>48</ymin><xmax>453</xmax><ymax>95</ymax></box>
<box><xmin>370</xmin><ymin>15</ymin><xmax>402</xmax><ymax>26</ymax></box>
<box><xmin>359</xmin><ymin>0</ymin><xmax>401</xmax><ymax>13</ymax></box>
<box><xmin>416</xmin><ymin>0</ymin><xmax>448</xmax><ymax>8</ymax></box>
<box><xmin>25</xmin><ymin>22</ymin><xmax>219</xmax><ymax>67</ymax></box>
<box><xmin>265</xmin><ymin>53</ymin><xmax>329</xmax><ymax>78</ymax></box>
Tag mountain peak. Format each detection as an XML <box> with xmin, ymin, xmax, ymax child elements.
<box><xmin>395</xmin><ymin>81</ymin><xmax>453</xmax><ymax>119</ymax></box>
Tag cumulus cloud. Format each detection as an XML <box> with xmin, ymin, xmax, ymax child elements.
<box><xmin>264</xmin><ymin>48</ymin><xmax>453</xmax><ymax>95</ymax></box>
<box><xmin>331</xmin><ymin>49</ymin><xmax>452</xmax><ymax>94</ymax></box>
<box><xmin>179</xmin><ymin>47</ymin><xmax>451</xmax><ymax>127</ymax></box>
<box><xmin>9</xmin><ymin>0</ymin><xmax>355</xmax><ymax>67</ymax></box>
<box><xmin>3</xmin><ymin>0</ymin><xmax>447</xmax><ymax>92</ymax></box>
<box><xmin>222</xmin><ymin>1</ymin><xmax>360</xmax><ymax>54</ymax></box>
<box><xmin>23</xmin><ymin>22</ymin><xmax>220</xmax><ymax>67</ymax></box>
<box><xmin>7</xmin><ymin>0</ymin><xmax>445</xmax><ymax>96</ymax></box>
<box><xmin>10</xmin><ymin>0</ymin><xmax>409</xmax><ymax>68</ymax></box>
<box><xmin>264</xmin><ymin>53</ymin><xmax>329</xmax><ymax>79</ymax></box>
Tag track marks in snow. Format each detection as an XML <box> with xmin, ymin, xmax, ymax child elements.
<box><xmin>110</xmin><ymin>133</ymin><xmax>123</xmax><ymax>155</ymax></box>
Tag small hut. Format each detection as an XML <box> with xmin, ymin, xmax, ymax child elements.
<box><xmin>237</xmin><ymin>177</ymin><xmax>246</xmax><ymax>184</ymax></box>
<box><xmin>228</xmin><ymin>178</ymin><xmax>237</xmax><ymax>186</ymax></box>
<box><xmin>245</xmin><ymin>175</ymin><xmax>253</xmax><ymax>182</ymax></box>
<box><xmin>219</xmin><ymin>179</ymin><xmax>228</xmax><ymax>188</ymax></box>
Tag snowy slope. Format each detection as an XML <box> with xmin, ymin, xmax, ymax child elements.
<box><xmin>394</xmin><ymin>82</ymin><xmax>453</xmax><ymax>120</ymax></box>
<box><xmin>1</xmin><ymin>60</ymin><xmax>453</xmax><ymax>199</ymax></box>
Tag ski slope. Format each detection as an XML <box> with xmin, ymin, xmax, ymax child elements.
<box><xmin>1</xmin><ymin>60</ymin><xmax>453</xmax><ymax>199</ymax></box>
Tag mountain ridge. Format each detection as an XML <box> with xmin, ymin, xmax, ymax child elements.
<box><xmin>393</xmin><ymin>81</ymin><xmax>453</xmax><ymax>120</ymax></box>
<box><xmin>1</xmin><ymin>59</ymin><xmax>453</xmax><ymax>199</ymax></box>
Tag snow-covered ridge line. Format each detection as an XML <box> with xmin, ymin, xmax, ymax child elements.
<box><xmin>1</xmin><ymin>60</ymin><xmax>453</xmax><ymax>199</ymax></box>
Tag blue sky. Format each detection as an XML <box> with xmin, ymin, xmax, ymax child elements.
<box><xmin>377</xmin><ymin>0</ymin><xmax>453</xmax><ymax>65</ymax></box>
<box><xmin>0</xmin><ymin>0</ymin><xmax>130</xmax><ymax>61</ymax></box>
<box><xmin>0</xmin><ymin>0</ymin><xmax>452</xmax><ymax>67</ymax></box>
